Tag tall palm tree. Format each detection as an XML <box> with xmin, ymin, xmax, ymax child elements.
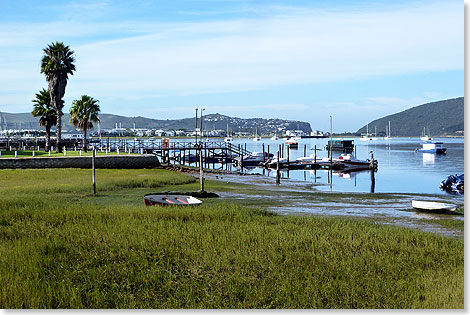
<box><xmin>32</xmin><ymin>88</ymin><xmax>56</xmax><ymax>152</ymax></box>
<box><xmin>40</xmin><ymin>42</ymin><xmax>76</xmax><ymax>153</ymax></box>
<box><xmin>69</xmin><ymin>95</ymin><xmax>100</xmax><ymax>152</ymax></box>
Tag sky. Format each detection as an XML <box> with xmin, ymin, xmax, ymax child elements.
<box><xmin>0</xmin><ymin>0</ymin><xmax>464</xmax><ymax>132</ymax></box>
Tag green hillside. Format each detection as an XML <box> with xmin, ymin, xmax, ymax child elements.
<box><xmin>356</xmin><ymin>97</ymin><xmax>464</xmax><ymax>137</ymax></box>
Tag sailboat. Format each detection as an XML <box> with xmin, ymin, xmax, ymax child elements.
<box><xmin>224</xmin><ymin>124</ymin><xmax>232</xmax><ymax>143</ymax></box>
<box><xmin>420</xmin><ymin>127</ymin><xmax>432</xmax><ymax>141</ymax></box>
<box><xmin>384</xmin><ymin>121</ymin><xmax>392</xmax><ymax>140</ymax></box>
<box><xmin>360</xmin><ymin>124</ymin><xmax>376</xmax><ymax>141</ymax></box>
<box><xmin>253</xmin><ymin>128</ymin><xmax>261</xmax><ymax>141</ymax></box>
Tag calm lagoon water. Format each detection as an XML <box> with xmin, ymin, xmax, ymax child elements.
<box><xmin>187</xmin><ymin>137</ymin><xmax>464</xmax><ymax>197</ymax></box>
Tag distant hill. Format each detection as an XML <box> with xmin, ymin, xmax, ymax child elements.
<box><xmin>356</xmin><ymin>97</ymin><xmax>464</xmax><ymax>137</ymax></box>
<box><xmin>0</xmin><ymin>112</ymin><xmax>312</xmax><ymax>135</ymax></box>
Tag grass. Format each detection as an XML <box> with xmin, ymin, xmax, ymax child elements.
<box><xmin>0</xmin><ymin>168</ymin><xmax>464</xmax><ymax>308</ymax></box>
<box><xmin>0</xmin><ymin>150</ymin><xmax>139</xmax><ymax>158</ymax></box>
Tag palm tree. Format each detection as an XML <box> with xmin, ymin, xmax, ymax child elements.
<box><xmin>69</xmin><ymin>95</ymin><xmax>100</xmax><ymax>152</ymax></box>
<box><xmin>32</xmin><ymin>89</ymin><xmax>56</xmax><ymax>152</ymax></box>
<box><xmin>40</xmin><ymin>42</ymin><xmax>76</xmax><ymax>153</ymax></box>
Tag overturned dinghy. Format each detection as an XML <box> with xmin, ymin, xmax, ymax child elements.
<box><xmin>411</xmin><ymin>200</ymin><xmax>457</xmax><ymax>212</ymax></box>
<box><xmin>144</xmin><ymin>194</ymin><xmax>202</xmax><ymax>206</ymax></box>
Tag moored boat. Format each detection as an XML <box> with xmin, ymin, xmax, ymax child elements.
<box><xmin>440</xmin><ymin>174</ymin><xmax>464</xmax><ymax>192</ymax></box>
<box><xmin>285</xmin><ymin>138</ymin><xmax>298</xmax><ymax>148</ymax></box>
<box><xmin>144</xmin><ymin>194</ymin><xmax>203</xmax><ymax>206</ymax></box>
<box><xmin>419</xmin><ymin>142</ymin><xmax>447</xmax><ymax>154</ymax></box>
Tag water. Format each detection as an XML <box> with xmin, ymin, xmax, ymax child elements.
<box><xmin>198</xmin><ymin>137</ymin><xmax>464</xmax><ymax>197</ymax></box>
<box><xmin>97</xmin><ymin>136</ymin><xmax>464</xmax><ymax>197</ymax></box>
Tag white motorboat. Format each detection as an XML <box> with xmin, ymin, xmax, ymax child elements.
<box><xmin>270</xmin><ymin>136</ymin><xmax>279</xmax><ymax>140</ymax></box>
<box><xmin>419</xmin><ymin>142</ymin><xmax>447</xmax><ymax>154</ymax></box>
<box><xmin>411</xmin><ymin>200</ymin><xmax>457</xmax><ymax>212</ymax></box>
<box><xmin>224</xmin><ymin>137</ymin><xmax>233</xmax><ymax>143</ymax></box>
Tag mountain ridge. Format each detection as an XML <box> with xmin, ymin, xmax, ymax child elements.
<box><xmin>0</xmin><ymin>112</ymin><xmax>313</xmax><ymax>135</ymax></box>
<box><xmin>356</xmin><ymin>97</ymin><xmax>464</xmax><ymax>137</ymax></box>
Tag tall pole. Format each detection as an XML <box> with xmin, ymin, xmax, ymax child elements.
<box><xmin>200</xmin><ymin>108</ymin><xmax>205</xmax><ymax>141</ymax></box>
<box><xmin>199</xmin><ymin>108</ymin><xmax>205</xmax><ymax>192</ymax></box>
<box><xmin>330</xmin><ymin>115</ymin><xmax>333</xmax><ymax>166</ymax></box>
<box><xmin>92</xmin><ymin>149</ymin><xmax>96</xmax><ymax>195</ymax></box>
<box><xmin>195</xmin><ymin>108</ymin><xmax>198</xmax><ymax>145</ymax></box>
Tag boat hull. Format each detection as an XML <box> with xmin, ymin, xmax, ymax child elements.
<box><xmin>144</xmin><ymin>194</ymin><xmax>202</xmax><ymax>206</ymax></box>
<box><xmin>411</xmin><ymin>200</ymin><xmax>457</xmax><ymax>212</ymax></box>
<box><xmin>419</xmin><ymin>148</ymin><xmax>447</xmax><ymax>154</ymax></box>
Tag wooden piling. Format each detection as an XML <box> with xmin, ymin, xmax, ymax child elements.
<box><xmin>276</xmin><ymin>151</ymin><xmax>281</xmax><ymax>185</ymax></box>
<box><xmin>262</xmin><ymin>143</ymin><xmax>265</xmax><ymax>164</ymax></box>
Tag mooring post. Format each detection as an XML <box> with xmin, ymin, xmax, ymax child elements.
<box><xmin>314</xmin><ymin>145</ymin><xmax>317</xmax><ymax>163</ymax></box>
<box><xmin>199</xmin><ymin>145</ymin><xmax>204</xmax><ymax>192</ymax></box>
<box><xmin>287</xmin><ymin>146</ymin><xmax>290</xmax><ymax>165</ymax></box>
<box><xmin>262</xmin><ymin>143</ymin><xmax>265</xmax><ymax>164</ymax></box>
<box><xmin>276</xmin><ymin>150</ymin><xmax>281</xmax><ymax>185</ymax></box>
<box><xmin>92</xmin><ymin>149</ymin><xmax>96</xmax><ymax>195</ymax></box>
<box><xmin>281</xmin><ymin>144</ymin><xmax>284</xmax><ymax>158</ymax></box>
<box><xmin>370</xmin><ymin>169</ymin><xmax>375</xmax><ymax>193</ymax></box>
<box><xmin>369</xmin><ymin>151</ymin><xmax>375</xmax><ymax>170</ymax></box>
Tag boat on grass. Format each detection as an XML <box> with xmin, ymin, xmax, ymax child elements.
<box><xmin>411</xmin><ymin>200</ymin><xmax>457</xmax><ymax>212</ymax></box>
<box><xmin>144</xmin><ymin>194</ymin><xmax>202</xmax><ymax>206</ymax></box>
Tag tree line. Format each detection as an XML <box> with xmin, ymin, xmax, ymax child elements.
<box><xmin>32</xmin><ymin>42</ymin><xmax>100</xmax><ymax>152</ymax></box>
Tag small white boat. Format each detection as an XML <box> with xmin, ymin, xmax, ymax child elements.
<box><xmin>253</xmin><ymin>128</ymin><xmax>261</xmax><ymax>141</ymax></box>
<box><xmin>224</xmin><ymin>137</ymin><xmax>233</xmax><ymax>143</ymax></box>
<box><xmin>144</xmin><ymin>194</ymin><xmax>202</xmax><ymax>206</ymax></box>
<box><xmin>411</xmin><ymin>200</ymin><xmax>457</xmax><ymax>212</ymax></box>
<box><xmin>270</xmin><ymin>136</ymin><xmax>279</xmax><ymax>140</ymax></box>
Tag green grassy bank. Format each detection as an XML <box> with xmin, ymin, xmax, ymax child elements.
<box><xmin>0</xmin><ymin>169</ymin><xmax>464</xmax><ymax>308</ymax></box>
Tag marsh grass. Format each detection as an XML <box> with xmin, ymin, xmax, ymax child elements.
<box><xmin>0</xmin><ymin>168</ymin><xmax>464</xmax><ymax>308</ymax></box>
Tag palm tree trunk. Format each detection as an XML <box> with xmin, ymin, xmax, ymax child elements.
<box><xmin>45</xmin><ymin>126</ymin><xmax>51</xmax><ymax>152</ymax></box>
<box><xmin>56</xmin><ymin>111</ymin><xmax>62</xmax><ymax>153</ymax></box>
<box><xmin>83</xmin><ymin>128</ymin><xmax>87</xmax><ymax>152</ymax></box>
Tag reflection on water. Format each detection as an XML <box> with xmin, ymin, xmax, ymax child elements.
<box><xmin>422</xmin><ymin>153</ymin><xmax>435</xmax><ymax>165</ymax></box>
<box><xmin>226</xmin><ymin>137</ymin><xmax>464</xmax><ymax>196</ymax></box>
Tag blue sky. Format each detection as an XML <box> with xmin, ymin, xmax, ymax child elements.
<box><xmin>0</xmin><ymin>0</ymin><xmax>463</xmax><ymax>131</ymax></box>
